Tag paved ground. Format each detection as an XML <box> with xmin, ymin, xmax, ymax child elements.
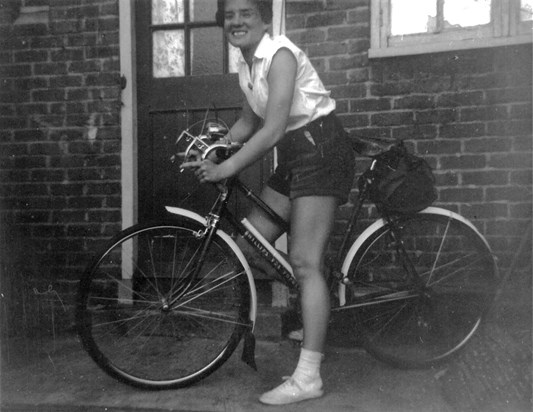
<box><xmin>1</xmin><ymin>271</ymin><xmax>531</xmax><ymax>412</ymax></box>
<box><xmin>1</xmin><ymin>335</ymin><xmax>456</xmax><ymax>412</ymax></box>
<box><xmin>1</xmin><ymin>319</ymin><xmax>531</xmax><ymax>412</ymax></box>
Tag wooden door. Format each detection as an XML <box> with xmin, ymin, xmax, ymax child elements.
<box><xmin>135</xmin><ymin>0</ymin><xmax>272</xmax><ymax>221</ymax></box>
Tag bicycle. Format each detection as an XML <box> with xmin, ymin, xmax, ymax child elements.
<box><xmin>76</xmin><ymin>118</ymin><xmax>499</xmax><ymax>390</ymax></box>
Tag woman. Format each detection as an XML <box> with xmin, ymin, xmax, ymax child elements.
<box><xmin>183</xmin><ymin>0</ymin><xmax>355</xmax><ymax>405</ymax></box>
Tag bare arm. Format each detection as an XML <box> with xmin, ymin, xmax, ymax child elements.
<box><xmin>225</xmin><ymin>99</ymin><xmax>261</xmax><ymax>144</ymax></box>
<box><xmin>218</xmin><ymin>48</ymin><xmax>297</xmax><ymax>177</ymax></box>
<box><xmin>182</xmin><ymin>48</ymin><xmax>297</xmax><ymax>182</ymax></box>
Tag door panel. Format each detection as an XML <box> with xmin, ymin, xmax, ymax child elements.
<box><xmin>135</xmin><ymin>0</ymin><xmax>271</xmax><ymax>221</ymax></box>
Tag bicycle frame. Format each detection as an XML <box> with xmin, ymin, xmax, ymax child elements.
<box><xmin>165</xmin><ymin>174</ymin><xmax>371</xmax><ymax>296</ymax></box>
<box><xmin>165</xmin><ymin>169</ymin><xmax>489</xmax><ymax>316</ymax></box>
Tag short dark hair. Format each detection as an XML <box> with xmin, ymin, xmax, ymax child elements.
<box><xmin>216</xmin><ymin>0</ymin><xmax>273</xmax><ymax>27</ymax></box>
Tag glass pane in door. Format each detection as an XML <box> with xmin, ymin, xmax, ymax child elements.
<box><xmin>153</xmin><ymin>30</ymin><xmax>185</xmax><ymax>78</ymax></box>
<box><xmin>191</xmin><ymin>27</ymin><xmax>223</xmax><ymax>75</ymax></box>
<box><xmin>152</xmin><ymin>0</ymin><xmax>184</xmax><ymax>24</ymax></box>
<box><xmin>191</xmin><ymin>0</ymin><xmax>218</xmax><ymax>21</ymax></box>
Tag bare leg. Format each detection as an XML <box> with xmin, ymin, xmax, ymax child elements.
<box><xmin>259</xmin><ymin>195</ymin><xmax>337</xmax><ymax>405</ymax></box>
<box><xmin>289</xmin><ymin>196</ymin><xmax>337</xmax><ymax>353</ymax></box>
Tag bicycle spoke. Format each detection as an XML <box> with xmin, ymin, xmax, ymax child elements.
<box><xmin>171</xmin><ymin>269</ymin><xmax>245</xmax><ymax>309</ymax></box>
<box><xmin>344</xmin><ymin>213</ymin><xmax>498</xmax><ymax>368</ymax></box>
<box><xmin>78</xmin><ymin>222</ymin><xmax>252</xmax><ymax>388</ymax></box>
<box><xmin>174</xmin><ymin>305</ymin><xmax>249</xmax><ymax>327</ymax></box>
<box><xmin>426</xmin><ymin>217</ymin><xmax>451</xmax><ymax>285</ymax></box>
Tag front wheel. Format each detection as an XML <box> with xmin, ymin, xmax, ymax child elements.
<box><xmin>339</xmin><ymin>212</ymin><xmax>498</xmax><ymax>368</ymax></box>
<box><xmin>76</xmin><ymin>219</ymin><xmax>254</xmax><ymax>389</ymax></box>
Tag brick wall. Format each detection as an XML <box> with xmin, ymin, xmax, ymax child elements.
<box><xmin>286</xmin><ymin>0</ymin><xmax>532</xmax><ymax>269</ymax></box>
<box><xmin>0</xmin><ymin>0</ymin><xmax>122</xmax><ymax>299</ymax></box>
<box><xmin>0</xmin><ymin>0</ymin><xmax>531</xmax><ymax>307</ymax></box>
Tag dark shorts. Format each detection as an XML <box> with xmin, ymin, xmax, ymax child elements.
<box><xmin>267</xmin><ymin>112</ymin><xmax>356</xmax><ymax>204</ymax></box>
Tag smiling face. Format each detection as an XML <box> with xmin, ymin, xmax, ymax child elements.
<box><xmin>224</xmin><ymin>0</ymin><xmax>271</xmax><ymax>62</ymax></box>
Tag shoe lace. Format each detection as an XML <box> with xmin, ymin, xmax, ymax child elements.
<box><xmin>280</xmin><ymin>376</ymin><xmax>303</xmax><ymax>391</ymax></box>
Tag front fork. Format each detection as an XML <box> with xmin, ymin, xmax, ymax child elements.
<box><xmin>167</xmin><ymin>183</ymin><xmax>231</xmax><ymax>308</ymax></box>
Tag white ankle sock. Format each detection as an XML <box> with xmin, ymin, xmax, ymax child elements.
<box><xmin>292</xmin><ymin>348</ymin><xmax>323</xmax><ymax>383</ymax></box>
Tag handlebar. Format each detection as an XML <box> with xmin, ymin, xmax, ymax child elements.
<box><xmin>171</xmin><ymin>119</ymin><xmax>243</xmax><ymax>169</ymax></box>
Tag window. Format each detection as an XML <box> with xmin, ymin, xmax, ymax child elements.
<box><xmin>151</xmin><ymin>0</ymin><xmax>234</xmax><ymax>78</ymax></box>
<box><xmin>370</xmin><ymin>0</ymin><xmax>533</xmax><ymax>57</ymax></box>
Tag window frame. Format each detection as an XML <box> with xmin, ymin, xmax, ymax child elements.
<box><xmin>370</xmin><ymin>0</ymin><xmax>533</xmax><ymax>58</ymax></box>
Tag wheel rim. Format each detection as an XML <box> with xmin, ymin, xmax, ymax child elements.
<box><xmin>77</xmin><ymin>224</ymin><xmax>250</xmax><ymax>387</ymax></box>
<box><xmin>346</xmin><ymin>214</ymin><xmax>497</xmax><ymax>367</ymax></box>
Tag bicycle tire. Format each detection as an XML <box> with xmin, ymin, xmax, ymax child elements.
<box><xmin>76</xmin><ymin>219</ymin><xmax>253</xmax><ymax>389</ymax></box>
<box><xmin>341</xmin><ymin>212</ymin><xmax>498</xmax><ymax>368</ymax></box>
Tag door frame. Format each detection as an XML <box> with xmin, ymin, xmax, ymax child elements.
<box><xmin>119</xmin><ymin>0</ymin><xmax>137</xmax><ymax>230</ymax></box>
<box><xmin>118</xmin><ymin>1</ymin><xmax>286</xmax><ymax>229</ymax></box>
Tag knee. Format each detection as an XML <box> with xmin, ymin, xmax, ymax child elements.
<box><xmin>289</xmin><ymin>251</ymin><xmax>321</xmax><ymax>282</ymax></box>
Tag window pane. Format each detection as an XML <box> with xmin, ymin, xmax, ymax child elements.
<box><xmin>152</xmin><ymin>0</ymin><xmax>184</xmax><ymax>25</ymax></box>
<box><xmin>190</xmin><ymin>0</ymin><xmax>218</xmax><ymax>22</ymax></box>
<box><xmin>522</xmin><ymin>0</ymin><xmax>533</xmax><ymax>21</ymax></box>
<box><xmin>191</xmin><ymin>27</ymin><xmax>223</xmax><ymax>75</ymax></box>
<box><xmin>444</xmin><ymin>0</ymin><xmax>491</xmax><ymax>28</ymax></box>
<box><xmin>229</xmin><ymin>44</ymin><xmax>240</xmax><ymax>74</ymax></box>
<box><xmin>153</xmin><ymin>30</ymin><xmax>185</xmax><ymax>78</ymax></box>
<box><xmin>391</xmin><ymin>0</ymin><xmax>436</xmax><ymax>35</ymax></box>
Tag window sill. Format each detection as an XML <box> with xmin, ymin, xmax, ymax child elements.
<box><xmin>369</xmin><ymin>34</ymin><xmax>532</xmax><ymax>58</ymax></box>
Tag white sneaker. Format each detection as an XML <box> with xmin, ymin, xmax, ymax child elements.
<box><xmin>259</xmin><ymin>376</ymin><xmax>323</xmax><ymax>405</ymax></box>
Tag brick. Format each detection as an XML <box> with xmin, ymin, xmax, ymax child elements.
<box><xmin>16</xmin><ymin>103</ymin><xmax>48</xmax><ymax>116</ymax></box>
<box><xmin>14</xmin><ymin>49</ymin><xmax>48</xmax><ymax>63</ymax></box>
<box><xmin>439</xmin><ymin>187</ymin><xmax>484</xmax><ymax>203</ymax></box>
<box><xmin>67</xmin><ymin>196</ymin><xmax>103</xmax><ymax>209</ymax></box>
<box><xmin>392</xmin><ymin>124</ymin><xmax>438</xmax><ymax>141</ymax></box>
<box><xmin>415</xmin><ymin>109</ymin><xmax>457</xmax><ymax>124</ymax></box>
<box><xmin>30</xmin><ymin>169</ymin><xmax>65</xmax><ymax>182</ymax></box>
<box><xmin>338</xmin><ymin>113</ymin><xmax>369</xmax><ymax>128</ymax></box>
<box><xmin>510</xmin><ymin>203</ymin><xmax>532</xmax><ymax>219</ymax></box>
<box><xmin>350</xmin><ymin>98</ymin><xmax>391</xmax><ymax>112</ymax></box>
<box><xmin>486</xmin><ymin>186</ymin><xmax>532</xmax><ymax>202</ymax></box>
<box><xmin>371</xmin><ymin>81</ymin><xmax>413</xmax><ymax>96</ymax></box>
<box><xmin>34</xmin><ymin>62</ymin><xmax>68</xmax><ymax>75</ymax></box>
<box><xmin>510</xmin><ymin>103</ymin><xmax>532</xmax><ymax>119</ymax></box>
<box><xmin>510</xmin><ymin>170</ymin><xmax>533</xmax><ymax>186</ymax></box>
<box><xmin>463</xmin><ymin>137</ymin><xmax>513</xmax><ymax>153</ymax></box>
<box><xmin>440</xmin><ymin>123</ymin><xmax>485</xmax><ymax>139</ymax></box>
<box><xmin>462</xmin><ymin>170</ymin><xmax>509</xmax><ymax>186</ymax></box>
<box><xmin>331</xmin><ymin>84</ymin><xmax>366</xmax><ymax>99</ymax></box>
<box><xmin>50</xmin><ymin>48</ymin><xmax>84</xmax><ymax>61</ymax></box>
<box><xmin>307</xmin><ymin>41</ymin><xmax>347</xmax><ymax>57</ymax></box>
<box><xmin>433</xmin><ymin>171</ymin><xmax>459</xmax><ymax>186</ymax></box>
<box><xmin>437</xmin><ymin>91</ymin><xmax>484</xmax><ymax>107</ymax></box>
<box><xmin>440</xmin><ymin>155</ymin><xmax>486</xmax><ymax>170</ymax></box>
<box><xmin>371</xmin><ymin>111</ymin><xmax>414</xmax><ymax>127</ymax></box>
<box><xmin>13</xmin><ymin>128</ymin><xmax>44</xmax><ymax>141</ymax></box>
<box><xmin>488</xmin><ymin>153</ymin><xmax>532</xmax><ymax>169</ymax></box>
<box><xmin>29</xmin><ymin>142</ymin><xmax>63</xmax><ymax>156</ymax></box>
<box><xmin>417</xmin><ymin>139</ymin><xmax>462</xmax><ymax>155</ymax></box>
<box><xmin>394</xmin><ymin>95</ymin><xmax>434</xmax><ymax>110</ymax></box>
<box><xmin>460</xmin><ymin>203</ymin><xmax>509</xmax><ymax>219</ymax></box>
<box><xmin>0</xmin><ymin>63</ymin><xmax>32</xmax><ymax>77</ymax></box>
<box><xmin>330</xmin><ymin>54</ymin><xmax>367</xmax><ymax>70</ymax></box>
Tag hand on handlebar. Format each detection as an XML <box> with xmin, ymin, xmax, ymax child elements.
<box><xmin>181</xmin><ymin>158</ymin><xmax>226</xmax><ymax>184</ymax></box>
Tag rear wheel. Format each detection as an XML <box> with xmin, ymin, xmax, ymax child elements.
<box><xmin>76</xmin><ymin>219</ymin><xmax>253</xmax><ymax>389</ymax></box>
<box><xmin>341</xmin><ymin>213</ymin><xmax>498</xmax><ymax>368</ymax></box>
